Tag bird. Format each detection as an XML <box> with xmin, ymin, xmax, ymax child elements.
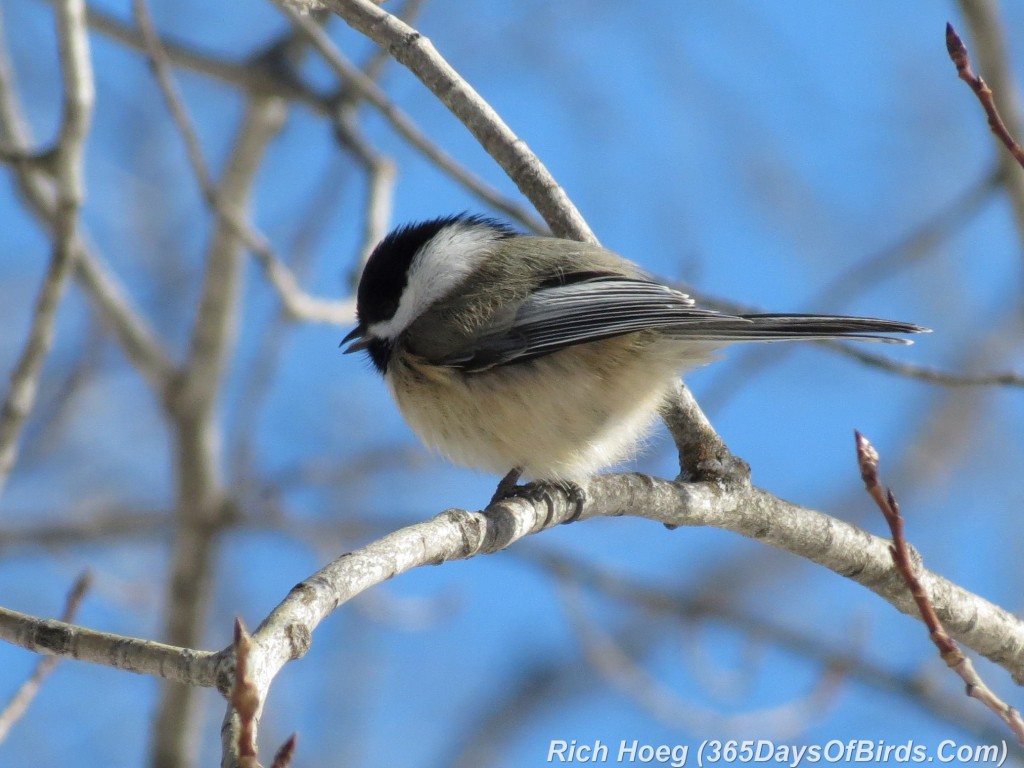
<box><xmin>342</xmin><ymin>213</ymin><xmax>927</xmax><ymax>505</ymax></box>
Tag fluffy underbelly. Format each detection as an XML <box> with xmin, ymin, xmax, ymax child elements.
<box><xmin>387</xmin><ymin>340</ymin><xmax>697</xmax><ymax>480</ymax></box>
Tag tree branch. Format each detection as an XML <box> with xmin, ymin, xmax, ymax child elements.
<box><xmin>698</xmin><ymin>166</ymin><xmax>1001</xmax><ymax>412</ymax></box>
<box><xmin>521</xmin><ymin>547</ymin><xmax>1014</xmax><ymax>746</ymax></box>
<box><xmin>0</xmin><ymin>603</ymin><xmax>220</xmax><ymax>686</ymax></box>
<box><xmin>950</xmin><ymin>4</ymin><xmax>1024</xmax><ymax>253</ymax></box>
<box><xmin>946</xmin><ymin>21</ymin><xmax>1024</xmax><ymax>168</ymax></box>
<box><xmin>320</xmin><ymin>0</ymin><xmax>593</xmax><ymax>241</ymax></box>
<box><xmin>54</xmin><ymin>0</ymin><xmax>544</xmax><ymax>234</ymax></box>
<box><xmin>274</xmin><ymin>2</ymin><xmax>547</xmax><ymax>235</ymax></box>
<box><xmin>3</xmin><ymin>475</ymin><xmax>1022</xmax><ymax>748</ymax></box>
<box><xmin>0</xmin><ymin>509</ymin><xmax>168</xmax><ymax>551</ymax></box>
<box><xmin>856</xmin><ymin>431</ymin><xmax>1024</xmax><ymax>744</ymax></box>
<box><xmin>0</xmin><ymin>571</ymin><xmax>90</xmax><ymax>743</ymax></box>
<box><xmin>223</xmin><ymin>474</ymin><xmax>1024</xmax><ymax>722</ymax></box>
<box><xmin>130</xmin><ymin>2</ymin><xmax>291</xmax><ymax>764</ymax></box>
<box><xmin>0</xmin><ymin>0</ymin><xmax>94</xmax><ymax>495</ymax></box>
<box><xmin>0</xmin><ymin>5</ymin><xmax>176</xmax><ymax>400</ymax></box>
<box><xmin>825</xmin><ymin>341</ymin><xmax>1023</xmax><ymax>387</ymax></box>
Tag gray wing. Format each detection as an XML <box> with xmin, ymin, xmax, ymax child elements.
<box><xmin>427</xmin><ymin>274</ymin><xmax>926</xmax><ymax>372</ymax></box>
<box><xmin>435</xmin><ymin>276</ymin><xmax>729</xmax><ymax>371</ymax></box>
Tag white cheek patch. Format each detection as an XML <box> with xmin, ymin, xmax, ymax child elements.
<box><xmin>369</xmin><ymin>223</ymin><xmax>504</xmax><ymax>340</ymax></box>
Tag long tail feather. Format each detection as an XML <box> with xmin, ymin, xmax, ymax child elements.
<box><xmin>666</xmin><ymin>314</ymin><xmax>929</xmax><ymax>345</ymax></box>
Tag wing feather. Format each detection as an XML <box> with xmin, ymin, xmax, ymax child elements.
<box><xmin>435</xmin><ymin>276</ymin><xmax>728</xmax><ymax>370</ymax></box>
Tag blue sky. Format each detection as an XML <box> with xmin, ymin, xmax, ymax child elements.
<box><xmin>1</xmin><ymin>0</ymin><xmax>1023</xmax><ymax>765</ymax></box>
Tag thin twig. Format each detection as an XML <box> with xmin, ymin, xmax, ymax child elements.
<box><xmin>954</xmin><ymin>1</ymin><xmax>1024</xmax><ymax>253</ymax></box>
<box><xmin>0</xmin><ymin>0</ymin><xmax>94</xmax><ymax>496</ymax></box>
<box><xmin>0</xmin><ymin>142</ymin><xmax>54</xmax><ymax>168</ymax></box>
<box><xmin>132</xmin><ymin>0</ymin><xmax>212</xmax><ymax>189</ymax></box>
<box><xmin>322</xmin><ymin>0</ymin><xmax>592</xmax><ymax>241</ymax></box>
<box><xmin>228</xmin><ymin>158</ymin><xmax>354</xmax><ymax>486</ymax></box>
<box><xmin>946</xmin><ymin>22</ymin><xmax>1024</xmax><ymax>170</ymax></box>
<box><xmin>131</xmin><ymin>4</ymin><xmax>285</xmax><ymax>764</ymax></box>
<box><xmin>0</xmin><ymin>603</ymin><xmax>221</xmax><ymax>684</ymax></box>
<box><xmin>825</xmin><ymin>340</ymin><xmax>1023</xmax><ymax>387</ymax></box>
<box><xmin>357</xmin><ymin>146</ymin><xmax>396</xmax><ymax>271</ymax></box>
<box><xmin>0</xmin><ymin>509</ymin><xmax>168</xmax><ymax>551</ymax></box>
<box><xmin>330</xmin><ymin>103</ymin><xmax>397</xmax><ymax>278</ymax></box>
<box><xmin>0</xmin><ymin>570</ymin><xmax>91</xmax><ymax>743</ymax></box>
<box><xmin>73</xmin><ymin>243</ymin><xmax>178</xmax><ymax>393</ymax></box>
<box><xmin>62</xmin><ymin>0</ymin><xmax>543</xmax><ymax>234</ymax></box>
<box><xmin>0</xmin><ymin>241</ymin><xmax>74</xmax><ymax>493</ymax></box>
<box><xmin>0</xmin><ymin>7</ymin><xmax>175</xmax><ymax>399</ymax></box>
<box><xmin>855</xmin><ymin>431</ymin><xmax>1024</xmax><ymax>745</ymax></box>
<box><xmin>687</xmin><ymin>289</ymin><xmax>1020</xmax><ymax>390</ymax></box>
<box><xmin>812</xmin><ymin>165</ymin><xmax>1002</xmax><ymax>309</ymax></box>
<box><xmin>525</xmin><ymin>547</ymin><xmax>1012</xmax><ymax>745</ymax></box>
<box><xmin>132</xmin><ymin>0</ymin><xmax>351</xmax><ymax>327</ymax></box>
<box><xmin>699</xmin><ymin>167</ymin><xmax>1001</xmax><ymax>412</ymax></box>
<box><xmin>276</xmin><ymin>2</ymin><xmax>547</xmax><ymax>234</ymax></box>
<box><xmin>68</xmin><ymin>0</ymin><xmax>322</xmax><ymax>103</ymax></box>
<box><xmin>558</xmin><ymin>578</ymin><xmax>844</xmax><ymax>737</ymax></box>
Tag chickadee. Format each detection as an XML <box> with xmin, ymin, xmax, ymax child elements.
<box><xmin>343</xmin><ymin>214</ymin><xmax>926</xmax><ymax>496</ymax></box>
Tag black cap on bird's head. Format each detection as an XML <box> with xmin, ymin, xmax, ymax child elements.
<box><xmin>341</xmin><ymin>213</ymin><xmax>517</xmax><ymax>373</ymax></box>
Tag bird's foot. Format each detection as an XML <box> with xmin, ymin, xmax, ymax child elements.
<box><xmin>490</xmin><ymin>468</ymin><xmax>587</xmax><ymax>524</ymax></box>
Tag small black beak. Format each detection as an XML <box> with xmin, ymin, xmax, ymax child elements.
<box><xmin>340</xmin><ymin>324</ymin><xmax>372</xmax><ymax>354</ymax></box>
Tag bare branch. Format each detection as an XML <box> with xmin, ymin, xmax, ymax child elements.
<box><xmin>3</xmin><ymin>474</ymin><xmax>1023</xmax><ymax>735</ymax></box>
<box><xmin>221</xmin><ymin>618</ymin><xmax>298</xmax><ymax>768</ymax></box>
<box><xmin>0</xmin><ymin>509</ymin><xmax>168</xmax><ymax>551</ymax></box>
<box><xmin>949</xmin><ymin>4</ymin><xmax>1024</xmax><ymax>251</ymax></box>
<box><xmin>59</xmin><ymin>0</ymin><xmax>543</xmax><ymax>234</ymax></box>
<box><xmin>559</xmin><ymin>578</ymin><xmax>843</xmax><ymax>737</ymax></box>
<box><xmin>180</xmin><ymin>99</ymin><xmax>290</xmax><ymax>408</ymax></box>
<box><xmin>130</xmin><ymin>5</ymin><xmax>290</xmax><ymax>763</ymax></box>
<box><xmin>276</xmin><ymin>2</ymin><xmax>547</xmax><ymax>234</ymax></box>
<box><xmin>814</xmin><ymin>165</ymin><xmax>1002</xmax><ymax>309</ymax></box>
<box><xmin>351</xmin><ymin>0</ymin><xmax>424</xmax><ymax>85</ymax></box>
<box><xmin>525</xmin><ymin>547</ymin><xmax>1013</xmax><ymax>745</ymax></box>
<box><xmin>946</xmin><ymin>22</ymin><xmax>1024</xmax><ymax>170</ymax></box>
<box><xmin>320</xmin><ymin>0</ymin><xmax>593</xmax><ymax>241</ymax></box>
<box><xmin>0</xmin><ymin>242</ymin><xmax>72</xmax><ymax>494</ymax></box>
<box><xmin>358</xmin><ymin>152</ymin><xmax>396</xmax><ymax>270</ymax></box>
<box><xmin>331</xmin><ymin>108</ymin><xmax>398</xmax><ymax>277</ymax></box>
<box><xmin>132</xmin><ymin>0</ymin><xmax>350</xmax><ymax>329</ymax></box>
<box><xmin>826</xmin><ymin>341</ymin><xmax>1023</xmax><ymax>387</ymax></box>
<box><xmin>0</xmin><ymin>602</ymin><xmax>219</xmax><ymax>686</ymax></box>
<box><xmin>222</xmin><ymin>473</ymin><xmax>1024</xmax><ymax>714</ymax></box>
<box><xmin>699</xmin><ymin>167</ymin><xmax>1000</xmax><ymax>413</ymax></box>
<box><xmin>0</xmin><ymin>142</ymin><xmax>54</xmax><ymax>168</ymax></box>
<box><xmin>72</xmin><ymin>245</ymin><xmax>178</xmax><ymax>392</ymax></box>
<box><xmin>0</xmin><ymin>571</ymin><xmax>90</xmax><ymax>743</ymax></box>
<box><xmin>0</xmin><ymin>0</ymin><xmax>94</xmax><ymax>495</ymax></box>
<box><xmin>66</xmin><ymin>1</ymin><xmax>322</xmax><ymax>103</ymax></box>
<box><xmin>856</xmin><ymin>431</ymin><xmax>1024</xmax><ymax>745</ymax></box>
<box><xmin>228</xmin><ymin>158</ymin><xmax>360</xmax><ymax>484</ymax></box>
<box><xmin>0</xmin><ymin>8</ymin><xmax>175</xmax><ymax>398</ymax></box>
<box><xmin>130</xmin><ymin>0</ymin><xmax>215</xmax><ymax>189</ymax></box>
<box><xmin>659</xmin><ymin>379</ymin><xmax>749</xmax><ymax>484</ymax></box>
